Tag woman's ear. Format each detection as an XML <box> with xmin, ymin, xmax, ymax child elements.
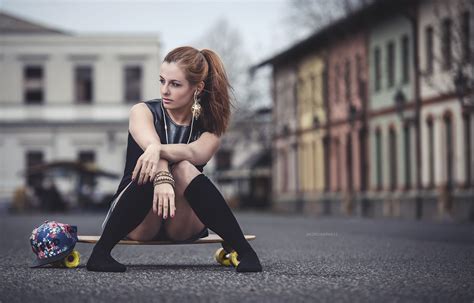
<box><xmin>197</xmin><ymin>81</ymin><xmax>205</xmax><ymax>95</ymax></box>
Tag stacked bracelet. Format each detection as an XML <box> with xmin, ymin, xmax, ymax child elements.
<box><xmin>153</xmin><ymin>171</ymin><xmax>175</xmax><ymax>188</ymax></box>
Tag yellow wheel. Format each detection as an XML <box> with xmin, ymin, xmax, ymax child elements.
<box><xmin>64</xmin><ymin>250</ymin><xmax>80</xmax><ymax>268</ymax></box>
<box><xmin>230</xmin><ymin>251</ymin><xmax>239</xmax><ymax>267</ymax></box>
<box><xmin>214</xmin><ymin>248</ymin><xmax>232</xmax><ymax>266</ymax></box>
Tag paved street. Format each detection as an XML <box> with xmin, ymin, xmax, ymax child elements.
<box><xmin>1</xmin><ymin>210</ymin><xmax>473</xmax><ymax>302</ymax></box>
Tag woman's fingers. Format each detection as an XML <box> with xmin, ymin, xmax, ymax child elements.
<box><xmin>153</xmin><ymin>189</ymin><xmax>159</xmax><ymax>214</ymax></box>
<box><xmin>157</xmin><ymin>195</ymin><xmax>163</xmax><ymax>216</ymax></box>
<box><xmin>163</xmin><ymin>196</ymin><xmax>169</xmax><ymax>219</ymax></box>
<box><xmin>138</xmin><ymin>161</ymin><xmax>152</xmax><ymax>185</ymax></box>
<box><xmin>169</xmin><ymin>192</ymin><xmax>175</xmax><ymax>218</ymax></box>
<box><xmin>147</xmin><ymin>164</ymin><xmax>157</xmax><ymax>184</ymax></box>
<box><xmin>131</xmin><ymin>158</ymin><xmax>142</xmax><ymax>182</ymax></box>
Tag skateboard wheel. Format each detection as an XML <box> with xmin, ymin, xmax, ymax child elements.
<box><xmin>214</xmin><ymin>248</ymin><xmax>232</xmax><ymax>267</ymax></box>
<box><xmin>64</xmin><ymin>250</ymin><xmax>81</xmax><ymax>268</ymax></box>
<box><xmin>229</xmin><ymin>251</ymin><xmax>239</xmax><ymax>267</ymax></box>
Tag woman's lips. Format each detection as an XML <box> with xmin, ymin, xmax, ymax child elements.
<box><xmin>163</xmin><ymin>98</ymin><xmax>172</xmax><ymax>103</ymax></box>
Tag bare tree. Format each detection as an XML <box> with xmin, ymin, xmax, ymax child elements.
<box><xmin>419</xmin><ymin>0</ymin><xmax>473</xmax><ymax>102</ymax></box>
<box><xmin>283</xmin><ymin>0</ymin><xmax>374</xmax><ymax>42</ymax></box>
<box><xmin>194</xmin><ymin>18</ymin><xmax>260</xmax><ymax>117</ymax></box>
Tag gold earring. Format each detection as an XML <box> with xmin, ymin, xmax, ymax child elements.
<box><xmin>191</xmin><ymin>90</ymin><xmax>202</xmax><ymax>119</ymax></box>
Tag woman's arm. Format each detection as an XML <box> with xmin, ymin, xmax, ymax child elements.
<box><xmin>160</xmin><ymin>132</ymin><xmax>221</xmax><ymax>166</ymax></box>
<box><xmin>129</xmin><ymin>103</ymin><xmax>170</xmax><ymax>172</ymax></box>
<box><xmin>129</xmin><ymin>103</ymin><xmax>162</xmax><ymax>151</ymax></box>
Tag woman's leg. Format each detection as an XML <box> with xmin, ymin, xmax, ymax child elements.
<box><xmin>163</xmin><ymin>163</ymin><xmax>205</xmax><ymax>241</ymax></box>
<box><xmin>127</xmin><ymin>208</ymin><xmax>163</xmax><ymax>241</ymax></box>
<box><xmin>86</xmin><ymin>180</ymin><xmax>155</xmax><ymax>272</ymax></box>
<box><xmin>173</xmin><ymin>160</ymin><xmax>262</xmax><ymax>272</ymax></box>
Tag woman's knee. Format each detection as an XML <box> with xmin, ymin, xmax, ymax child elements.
<box><xmin>170</xmin><ymin>160</ymin><xmax>201</xmax><ymax>184</ymax></box>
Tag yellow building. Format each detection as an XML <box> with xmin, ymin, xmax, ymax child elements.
<box><xmin>297</xmin><ymin>53</ymin><xmax>326</xmax><ymax>195</ymax></box>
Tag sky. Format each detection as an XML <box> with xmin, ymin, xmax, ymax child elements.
<box><xmin>0</xmin><ymin>0</ymin><xmax>293</xmax><ymax>64</ymax></box>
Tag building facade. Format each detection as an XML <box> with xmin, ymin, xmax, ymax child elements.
<box><xmin>0</xmin><ymin>12</ymin><xmax>161</xmax><ymax>207</ymax></box>
<box><xmin>253</xmin><ymin>0</ymin><xmax>474</xmax><ymax>221</ymax></box>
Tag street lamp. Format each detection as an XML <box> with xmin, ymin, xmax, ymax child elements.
<box><xmin>348</xmin><ymin>104</ymin><xmax>357</xmax><ymax>127</ymax></box>
<box><xmin>313</xmin><ymin>115</ymin><xmax>320</xmax><ymax>129</ymax></box>
<box><xmin>394</xmin><ymin>89</ymin><xmax>407</xmax><ymax>120</ymax></box>
<box><xmin>454</xmin><ymin>68</ymin><xmax>474</xmax><ymax>110</ymax></box>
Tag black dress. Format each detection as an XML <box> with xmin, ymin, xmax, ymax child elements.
<box><xmin>102</xmin><ymin>98</ymin><xmax>209</xmax><ymax>242</ymax></box>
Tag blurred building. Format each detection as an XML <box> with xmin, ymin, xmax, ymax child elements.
<box><xmin>253</xmin><ymin>0</ymin><xmax>474</xmax><ymax>222</ymax></box>
<box><xmin>212</xmin><ymin>106</ymin><xmax>272</xmax><ymax>209</ymax></box>
<box><xmin>0</xmin><ymin>11</ymin><xmax>161</xmax><ymax>205</ymax></box>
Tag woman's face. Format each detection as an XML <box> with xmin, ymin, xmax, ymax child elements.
<box><xmin>159</xmin><ymin>61</ymin><xmax>196</xmax><ymax>110</ymax></box>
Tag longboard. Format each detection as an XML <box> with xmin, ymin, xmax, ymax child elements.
<box><xmin>53</xmin><ymin>234</ymin><xmax>256</xmax><ymax>268</ymax></box>
<box><xmin>77</xmin><ymin>234</ymin><xmax>256</xmax><ymax>245</ymax></box>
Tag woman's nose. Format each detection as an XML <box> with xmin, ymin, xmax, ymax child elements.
<box><xmin>161</xmin><ymin>84</ymin><xmax>170</xmax><ymax>95</ymax></box>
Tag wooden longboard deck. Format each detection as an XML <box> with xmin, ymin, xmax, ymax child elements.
<box><xmin>77</xmin><ymin>234</ymin><xmax>256</xmax><ymax>245</ymax></box>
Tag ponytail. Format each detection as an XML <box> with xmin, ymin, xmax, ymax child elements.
<box><xmin>199</xmin><ymin>49</ymin><xmax>235</xmax><ymax>137</ymax></box>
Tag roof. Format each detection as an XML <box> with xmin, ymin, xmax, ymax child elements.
<box><xmin>0</xmin><ymin>10</ymin><xmax>69</xmax><ymax>35</ymax></box>
<box><xmin>250</xmin><ymin>0</ymin><xmax>411</xmax><ymax>71</ymax></box>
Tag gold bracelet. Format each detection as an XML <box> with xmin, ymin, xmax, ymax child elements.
<box><xmin>153</xmin><ymin>176</ymin><xmax>175</xmax><ymax>186</ymax></box>
<box><xmin>156</xmin><ymin>170</ymin><xmax>172</xmax><ymax>177</ymax></box>
<box><xmin>153</xmin><ymin>174</ymin><xmax>174</xmax><ymax>181</ymax></box>
<box><xmin>154</xmin><ymin>179</ymin><xmax>175</xmax><ymax>188</ymax></box>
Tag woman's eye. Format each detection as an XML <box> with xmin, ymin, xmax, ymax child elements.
<box><xmin>172</xmin><ymin>83</ymin><xmax>181</xmax><ymax>87</ymax></box>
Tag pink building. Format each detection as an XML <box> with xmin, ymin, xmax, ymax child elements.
<box><xmin>327</xmin><ymin>31</ymin><xmax>369</xmax><ymax>211</ymax></box>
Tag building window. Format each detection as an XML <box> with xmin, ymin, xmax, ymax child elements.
<box><xmin>374</xmin><ymin>47</ymin><xmax>381</xmax><ymax>92</ymax></box>
<box><xmin>323</xmin><ymin>136</ymin><xmax>330</xmax><ymax>191</ymax></box>
<box><xmin>26</xmin><ymin>151</ymin><xmax>44</xmax><ymax>187</ymax></box>
<box><xmin>75</xmin><ymin>66</ymin><xmax>93</xmax><ymax>103</ymax></box>
<box><xmin>462</xmin><ymin>11</ymin><xmax>470</xmax><ymax>63</ymax></box>
<box><xmin>356</xmin><ymin>54</ymin><xmax>363</xmax><ymax>100</ymax></box>
<box><xmin>282</xmin><ymin>149</ymin><xmax>288</xmax><ymax>193</ymax></box>
<box><xmin>389</xmin><ymin>127</ymin><xmax>397</xmax><ymax>190</ymax></box>
<box><xmin>444</xmin><ymin>114</ymin><xmax>454</xmax><ymax>189</ymax></box>
<box><xmin>375</xmin><ymin>129</ymin><xmax>383</xmax><ymax>189</ymax></box>
<box><xmin>359</xmin><ymin>128</ymin><xmax>367</xmax><ymax>191</ymax></box>
<box><xmin>24</xmin><ymin>65</ymin><xmax>44</xmax><ymax>104</ymax></box>
<box><xmin>334</xmin><ymin>64</ymin><xmax>340</xmax><ymax>103</ymax></box>
<box><xmin>346</xmin><ymin>133</ymin><xmax>353</xmax><ymax>191</ymax></box>
<box><xmin>78</xmin><ymin>150</ymin><xmax>95</xmax><ymax>164</ymax></box>
<box><xmin>427</xmin><ymin>117</ymin><xmax>435</xmax><ymax>187</ymax></box>
<box><xmin>441</xmin><ymin>17</ymin><xmax>452</xmax><ymax>70</ymax></box>
<box><xmin>335</xmin><ymin>138</ymin><xmax>341</xmax><ymax>191</ymax></box>
<box><xmin>463</xmin><ymin>113</ymin><xmax>471</xmax><ymax>187</ymax></box>
<box><xmin>387</xmin><ymin>41</ymin><xmax>395</xmax><ymax>88</ymax></box>
<box><xmin>124</xmin><ymin>66</ymin><xmax>142</xmax><ymax>103</ymax></box>
<box><xmin>401</xmin><ymin>35</ymin><xmax>410</xmax><ymax>84</ymax></box>
<box><xmin>425</xmin><ymin>26</ymin><xmax>434</xmax><ymax>74</ymax></box>
<box><xmin>404</xmin><ymin>125</ymin><xmax>411</xmax><ymax>189</ymax></box>
<box><xmin>344</xmin><ymin>59</ymin><xmax>351</xmax><ymax>103</ymax></box>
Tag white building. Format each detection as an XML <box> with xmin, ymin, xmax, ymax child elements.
<box><xmin>0</xmin><ymin>11</ymin><xmax>161</xmax><ymax>206</ymax></box>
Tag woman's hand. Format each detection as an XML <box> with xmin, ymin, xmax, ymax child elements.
<box><xmin>132</xmin><ymin>143</ymin><xmax>161</xmax><ymax>185</ymax></box>
<box><xmin>153</xmin><ymin>183</ymin><xmax>175</xmax><ymax>219</ymax></box>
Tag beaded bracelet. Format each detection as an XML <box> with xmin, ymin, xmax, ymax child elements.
<box><xmin>154</xmin><ymin>179</ymin><xmax>175</xmax><ymax>189</ymax></box>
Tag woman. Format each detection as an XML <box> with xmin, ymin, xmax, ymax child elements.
<box><xmin>86</xmin><ymin>46</ymin><xmax>262</xmax><ymax>273</ymax></box>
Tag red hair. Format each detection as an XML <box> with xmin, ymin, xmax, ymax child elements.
<box><xmin>163</xmin><ymin>46</ymin><xmax>235</xmax><ymax>137</ymax></box>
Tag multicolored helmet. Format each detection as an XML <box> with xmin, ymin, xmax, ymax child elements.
<box><xmin>29</xmin><ymin>220</ymin><xmax>78</xmax><ymax>268</ymax></box>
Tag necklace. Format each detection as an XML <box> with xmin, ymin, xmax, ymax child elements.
<box><xmin>160</xmin><ymin>100</ymin><xmax>195</xmax><ymax>144</ymax></box>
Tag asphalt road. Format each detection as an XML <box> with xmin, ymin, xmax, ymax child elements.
<box><xmin>1</xmin><ymin>210</ymin><xmax>473</xmax><ymax>302</ymax></box>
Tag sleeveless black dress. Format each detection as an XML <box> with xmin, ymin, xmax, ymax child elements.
<box><xmin>102</xmin><ymin>98</ymin><xmax>209</xmax><ymax>241</ymax></box>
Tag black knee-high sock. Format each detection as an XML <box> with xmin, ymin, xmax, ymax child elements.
<box><xmin>184</xmin><ymin>174</ymin><xmax>262</xmax><ymax>272</ymax></box>
<box><xmin>86</xmin><ymin>180</ymin><xmax>153</xmax><ymax>272</ymax></box>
